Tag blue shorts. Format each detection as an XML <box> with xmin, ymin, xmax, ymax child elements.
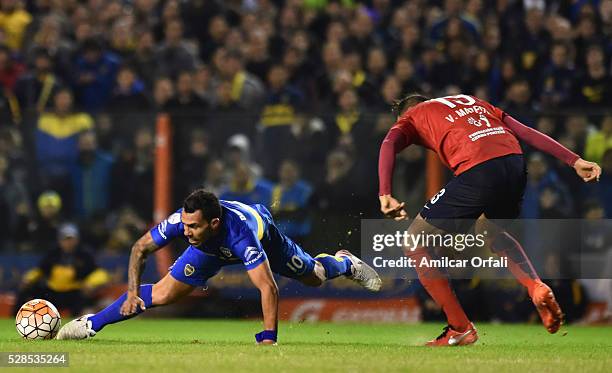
<box><xmin>169</xmin><ymin>217</ymin><xmax>316</xmax><ymax>287</ymax></box>
<box><xmin>420</xmin><ymin>154</ymin><xmax>526</xmax><ymax>233</ymax></box>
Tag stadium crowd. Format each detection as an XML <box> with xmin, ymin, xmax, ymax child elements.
<box><xmin>0</xmin><ymin>0</ymin><xmax>610</xmax><ymax>320</ymax></box>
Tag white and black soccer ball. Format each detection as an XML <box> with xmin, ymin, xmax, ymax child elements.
<box><xmin>15</xmin><ymin>299</ymin><xmax>61</xmax><ymax>339</ymax></box>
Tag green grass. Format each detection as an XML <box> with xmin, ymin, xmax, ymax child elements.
<box><xmin>1</xmin><ymin>319</ymin><xmax>611</xmax><ymax>372</ymax></box>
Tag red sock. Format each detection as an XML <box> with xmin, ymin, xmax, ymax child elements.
<box><xmin>407</xmin><ymin>248</ymin><xmax>470</xmax><ymax>331</ymax></box>
<box><xmin>492</xmin><ymin>232</ymin><xmax>540</xmax><ymax>297</ymax></box>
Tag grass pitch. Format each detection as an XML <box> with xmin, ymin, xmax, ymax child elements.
<box><xmin>1</xmin><ymin>319</ymin><xmax>611</xmax><ymax>372</ymax></box>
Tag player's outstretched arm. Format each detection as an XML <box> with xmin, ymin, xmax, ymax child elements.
<box><xmin>246</xmin><ymin>260</ymin><xmax>279</xmax><ymax>345</ymax></box>
<box><xmin>503</xmin><ymin>115</ymin><xmax>602</xmax><ymax>182</ymax></box>
<box><xmin>120</xmin><ymin>231</ymin><xmax>160</xmax><ymax>316</ymax></box>
<box><xmin>378</xmin><ymin>127</ymin><xmax>409</xmax><ymax>220</ymax></box>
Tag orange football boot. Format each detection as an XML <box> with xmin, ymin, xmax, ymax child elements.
<box><xmin>425</xmin><ymin>322</ymin><xmax>478</xmax><ymax>346</ymax></box>
<box><xmin>531</xmin><ymin>281</ymin><xmax>564</xmax><ymax>333</ymax></box>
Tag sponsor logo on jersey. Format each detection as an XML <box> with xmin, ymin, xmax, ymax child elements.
<box><xmin>184</xmin><ymin>264</ymin><xmax>195</xmax><ymax>277</ymax></box>
<box><xmin>244</xmin><ymin>246</ymin><xmax>263</xmax><ymax>266</ymax></box>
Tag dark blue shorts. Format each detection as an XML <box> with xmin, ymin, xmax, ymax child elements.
<box><xmin>420</xmin><ymin>154</ymin><xmax>526</xmax><ymax>233</ymax></box>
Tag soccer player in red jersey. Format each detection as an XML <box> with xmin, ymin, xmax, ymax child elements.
<box><xmin>378</xmin><ymin>94</ymin><xmax>602</xmax><ymax>346</ymax></box>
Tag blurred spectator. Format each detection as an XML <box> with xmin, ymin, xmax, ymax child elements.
<box><xmin>155</xmin><ymin>18</ymin><xmax>196</xmax><ymax>79</ymax></box>
<box><xmin>564</xmin><ymin>115</ymin><xmax>591</xmax><ymax>156</ymax></box>
<box><xmin>214</xmin><ymin>48</ymin><xmax>265</xmax><ymax>110</ymax></box>
<box><xmin>583</xmin><ymin>148</ymin><xmax>612</xmax><ymax>217</ymax></box>
<box><xmin>244</xmin><ymin>28</ymin><xmax>272</xmax><ymax>83</ymax></box>
<box><xmin>360</xmin><ymin>47</ymin><xmax>389</xmax><ymax>107</ymax></box>
<box><xmin>393</xmin><ymin>55</ymin><xmax>421</xmax><ymax>95</ymax></box>
<box><xmin>311</xmin><ymin>149</ymin><xmax>363</xmax><ymax>249</ymax></box>
<box><xmin>15</xmin><ymin>223</ymin><xmax>110</xmax><ymax>315</ymax></box>
<box><xmin>574</xmin><ymin>16</ymin><xmax>604</xmax><ymax>67</ymax></box>
<box><xmin>224</xmin><ymin>134</ymin><xmax>262</xmax><ymax>179</ymax></box>
<box><xmin>0</xmin><ymin>0</ymin><xmax>32</xmax><ymax>51</ymax></box>
<box><xmin>344</xmin><ymin>8</ymin><xmax>379</xmax><ymax>59</ymax></box>
<box><xmin>175</xmin><ymin>129</ymin><xmax>210</xmax><ymax>202</ymax></box>
<box><xmin>199</xmin><ymin>15</ymin><xmax>229</xmax><ymax>63</ymax></box>
<box><xmin>432</xmin><ymin>38</ymin><xmax>472</xmax><ymax>93</ymax></box>
<box><xmin>104</xmin><ymin>207</ymin><xmax>147</xmax><ymax>254</ymax></box>
<box><xmin>107</xmin><ymin>65</ymin><xmax>151</xmax><ymax>112</ymax></box>
<box><xmin>522</xmin><ymin>153</ymin><xmax>573</xmax><ymax>218</ymax></box>
<box><xmin>35</xmin><ymin>88</ymin><xmax>93</xmax><ymax>196</ymax></box>
<box><xmin>70</xmin><ymin>131</ymin><xmax>114</xmax><ymax>218</ymax></box>
<box><xmin>202</xmin><ymin>159</ymin><xmax>227</xmax><ymax>196</ymax></box>
<box><xmin>110</xmin><ymin>127</ymin><xmax>153</xmax><ymax>221</ymax></box>
<box><xmin>166</xmin><ymin>69</ymin><xmax>208</xmax><ymax>173</ymax></box>
<box><xmin>327</xmin><ymin>89</ymin><xmax>371</xmax><ymax>152</ymax></box>
<box><xmin>572</xmin><ymin>45</ymin><xmax>612</xmax><ymax>109</ymax></box>
<box><xmin>501</xmin><ymin>78</ymin><xmax>537</xmax><ymax>125</ymax></box>
<box><xmin>127</xmin><ymin>30</ymin><xmax>157</xmax><ymax>89</ymax></box>
<box><xmin>314</xmin><ymin>42</ymin><xmax>344</xmax><ymax>109</ymax></box>
<box><xmin>0</xmin><ymin>44</ymin><xmax>24</xmax><ymax>91</ymax></box>
<box><xmin>220</xmin><ymin>161</ymin><xmax>272</xmax><ymax>207</ymax></box>
<box><xmin>17</xmin><ymin>191</ymin><xmax>63</xmax><ymax>252</ymax></box>
<box><xmin>0</xmin><ymin>153</ymin><xmax>28</xmax><ymax>249</ymax></box>
<box><xmin>429</xmin><ymin>1</ymin><xmax>480</xmax><ymax>44</ymax></box>
<box><xmin>166</xmin><ymin>70</ymin><xmax>208</xmax><ymax>113</ymax></box>
<box><xmin>539</xmin><ymin>42</ymin><xmax>574</xmax><ymax>108</ymax></box>
<box><xmin>25</xmin><ymin>15</ymin><xmax>72</xmax><ymax>84</ymax></box>
<box><xmin>259</xmin><ymin>64</ymin><xmax>303</xmax><ymax>179</ymax></box>
<box><xmin>14</xmin><ymin>47</ymin><xmax>61</xmax><ymax>114</ymax></box>
<box><xmin>108</xmin><ymin>17</ymin><xmax>136</xmax><ymax>58</ymax></box>
<box><xmin>271</xmin><ymin>159</ymin><xmax>312</xmax><ymax>242</ymax></box>
<box><xmin>516</xmin><ymin>8</ymin><xmax>550</xmax><ymax>86</ymax></box>
<box><xmin>153</xmin><ymin>76</ymin><xmax>174</xmax><ymax>110</ymax></box>
<box><xmin>209</xmin><ymin>80</ymin><xmax>245</xmax><ymax>153</ymax></box>
<box><xmin>73</xmin><ymin>38</ymin><xmax>121</xmax><ymax>113</ymax></box>
<box><xmin>193</xmin><ymin>64</ymin><xmax>214</xmax><ymax>104</ymax></box>
<box><xmin>585</xmin><ymin>116</ymin><xmax>612</xmax><ymax>165</ymax></box>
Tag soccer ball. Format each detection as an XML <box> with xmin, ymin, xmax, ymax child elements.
<box><xmin>15</xmin><ymin>299</ymin><xmax>61</xmax><ymax>340</ymax></box>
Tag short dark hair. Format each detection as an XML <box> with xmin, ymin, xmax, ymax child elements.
<box><xmin>391</xmin><ymin>93</ymin><xmax>429</xmax><ymax>116</ymax></box>
<box><xmin>183</xmin><ymin>189</ymin><xmax>222</xmax><ymax>221</ymax></box>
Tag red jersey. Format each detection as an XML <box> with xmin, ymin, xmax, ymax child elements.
<box><xmin>393</xmin><ymin>95</ymin><xmax>522</xmax><ymax>175</ymax></box>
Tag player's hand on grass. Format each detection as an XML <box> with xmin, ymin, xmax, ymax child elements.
<box><xmin>257</xmin><ymin>339</ymin><xmax>277</xmax><ymax>345</ymax></box>
<box><xmin>379</xmin><ymin>195</ymin><xmax>408</xmax><ymax>220</ymax></box>
<box><xmin>255</xmin><ymin>330</ymin><xmax>277</xmax><ymax>345</ymax></box>
<box><xmin>573</xmin><ymin>158</ymin><xmax>602</xmax><ymax>182</ymax></box>
<box><xmin>120</xmin><ymin>293</ymin><xmax>146</xmax><ymax>316</ymax></box>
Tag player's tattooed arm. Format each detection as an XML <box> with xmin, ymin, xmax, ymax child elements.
<box><xmin>127</xmin><ymin>231</ymin><xmax>160</xmax><ymax>294</ymax></box>
<box><xmin>120</xmin><ymin>232</ymin><xmax>160</xmax><ymax>316</ymax></box>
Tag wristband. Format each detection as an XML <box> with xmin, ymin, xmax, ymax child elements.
<box><xmin>255</xmin><ymin>330</ymin><xmax>277</xmax><ymax>343</ymax></box>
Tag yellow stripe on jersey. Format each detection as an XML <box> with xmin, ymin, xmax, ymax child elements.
<box><xmin>225</xmin><ymin>201</ymin><xmax>265</xmax><ymax>241</ymax></box>
<box><xmin>315</xmin><ymin>253</ymin><xmax>345</xmax><ymax>263</ymax></box>
<box><xmin>241</xmin><ymin>204</ymin><xmax>264</xmax><ymax>241</ymax></box>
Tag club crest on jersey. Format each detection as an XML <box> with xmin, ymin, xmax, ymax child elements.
<box><xmin>184</xmin><ymin>264</ymin><xmax>195</xmax><ymax>277</ymax></box>
<box><xmin>220</xmin><ymin>247</ymin><xmax>232</xmax><ymax>257</ymax></box>
<box><xmin>168</xmin><ymin>212</ymin><xmax>181</xmax><ymax>224</ymax></box>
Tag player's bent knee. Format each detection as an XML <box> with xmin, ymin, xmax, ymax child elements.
<box><xmin>152</xmin><ymin>275</ymin><xmax>194</xmax><ymax>306</ymax></box>
<box><xmin>298</xmin><ymin>266</ymin><xmax>325</xmax><ymax>287</ymax></box>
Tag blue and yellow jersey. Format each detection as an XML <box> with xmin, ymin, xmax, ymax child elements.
<box><xmin>150</xmin><ymin>200</ymin><xmax>272</xmax><ymax>271</ymax></box>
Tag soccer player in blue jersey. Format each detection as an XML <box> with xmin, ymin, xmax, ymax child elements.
<box><xmin>57</xmin><ymin>189</ymin><xmax>381</xmax><ymax>344</ymax></box>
